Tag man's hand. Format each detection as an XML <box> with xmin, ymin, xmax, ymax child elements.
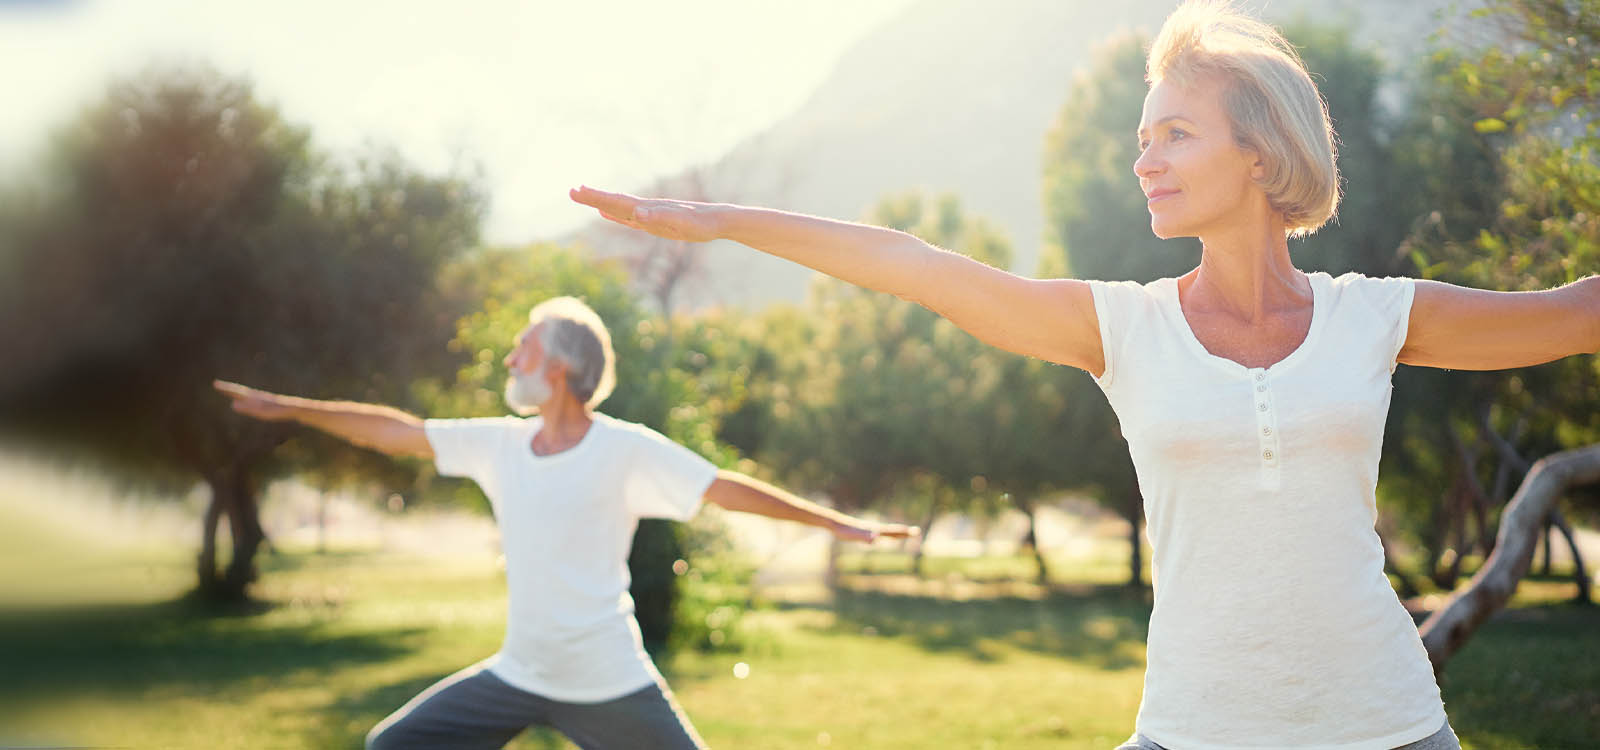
<box><xmin>705</xmin><ymin>472</ymin><xmax>920</xmax><ymax>543</ymax></box>
<box><xmin>211</xmin><ymin>380</ymin><xmax>432</xmax><ymax>458</ymax></box>
<box><xmin>214</xmin><ymin>380</ymin><xmax>299</xmax><ymax>422</ymax></box>
<box><xmin>831</xmin><ymin>520</ymin><xmax>921</xmax><ymax>544</ymax></box>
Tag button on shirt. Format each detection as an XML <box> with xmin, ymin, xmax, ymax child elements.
<box><xmin>425</xmin><ymin>414</ymin><xmax>718</xmax><ymax>703</ymax></box>
<box><xmin>1088</xmin><ymin>272</ymin><xmax>1446</xmax><ymax>750</ymax></box>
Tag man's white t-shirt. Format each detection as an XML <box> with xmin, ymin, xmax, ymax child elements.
<box><xmin>424</xmin><ymin>412</ymin><xmax>718</xmax><ymax>703</ymax></box>
<box><xmin>1089</xmin><ymin>272</ymin><xmax>1448</xmax><ymax>750</ymax></box>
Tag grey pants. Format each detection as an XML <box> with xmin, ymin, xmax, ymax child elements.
<box><xmin>366</xmin><ymin>662</ymin><xmax>708</xmax><ymax>750</ymax></box>
<box><xmin>1117</xmin><ymin>720</ymin><xmax>1460</xmax><ymax>750</ymax></box>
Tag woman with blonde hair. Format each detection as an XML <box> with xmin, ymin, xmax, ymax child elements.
<box><xmin>573</xmin><ymin>1</ymin><xmax>1597</xmax><ymax>747</ymax></box>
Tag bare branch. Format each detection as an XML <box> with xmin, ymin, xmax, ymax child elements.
<box><xmin>1419</xmin><ymin>443</ymin><xmax>1600</xmax><ymax>672</ymax></box>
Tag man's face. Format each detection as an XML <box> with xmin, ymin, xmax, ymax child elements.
<box><xmin>504</xmin><ymin>323</ymin><xmax>546</xmax><ymax>376</ymax></box>
<box><xmin>503</xmin><ymin>323</ymin><xmax>559</xmax><ymax>415</ymax></box>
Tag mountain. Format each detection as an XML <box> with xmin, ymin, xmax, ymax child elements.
<box><xmin>579</xmin><ymin>0</ymin><xmax>1459</xmax><ymax>310</ymax></box>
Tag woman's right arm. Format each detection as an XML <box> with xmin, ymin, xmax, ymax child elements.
<box><xmin>570</xmin><ymin>187</ymin><xmax>1105</xmax><ymax>375</ymax></box>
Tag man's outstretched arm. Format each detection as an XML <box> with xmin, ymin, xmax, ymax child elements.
<box><xmin>213</xmin><ymin>380</ymin><xmax>433</xmax><ymax>459</ymax></box>
<box><xmin>702</xmin><ymin>470</ymin><xmax>918</xmax><ymax>543</ymax></box>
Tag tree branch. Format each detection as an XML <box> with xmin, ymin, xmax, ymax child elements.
<box><xmin>1419</xmin><ymin>443</ymin><xmax>1600</xmax><ymax>672</ymax></box>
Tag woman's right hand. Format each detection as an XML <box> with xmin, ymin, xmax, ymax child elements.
<box><xmin>569</xmin><ymin>186</ymin><xmax>723</xmax><ymax>243</ymax></box>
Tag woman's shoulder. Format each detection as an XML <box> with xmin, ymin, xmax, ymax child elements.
<box><xmin>1321</xmin><ymin>271</ymin><xmax>1416</xmax><ymax>306</ymax></box>
<box><xmin>1088</xmin><ymin>276</ymin><xmax>1179</xmax><ymax>303</ymax></box>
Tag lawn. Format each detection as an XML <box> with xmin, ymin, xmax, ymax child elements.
<box><xmin>0</xmin><ymin>505</ymin><xmax>1595</xmax><ymax>749</ymax></box>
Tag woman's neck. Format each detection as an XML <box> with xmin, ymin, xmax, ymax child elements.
<box><xmin>1188</xmin><ymin>218</ymin><xmax>1305</xmax><ymax>320</ymax></box>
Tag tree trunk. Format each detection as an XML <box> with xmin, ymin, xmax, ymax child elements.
<box><xmin>825</xmin><ymin>534</ymin><xmax>842</xmax><ymax>590</ymax></box>
<box><xmin>1419</xmin><ymin>443</ymin><xmax>1600</xmax><ymax>673</ymax></box>
<box><xmin>911</xmin><ymin>493</ymin><xmax>942</xmax><ymax>578</ymax></box>
<box><xmin>1482</xmin><ymin>411</ymin><xmax>1530</xmax><ymax>557</ymax></box>
<box><xmin>1018</xmin><ymin>501</ymin><xmax>1049</xmax><ymax>585</ymax></box>
<box><xmin>1432</xmin><ymin>481</ymin><xmax>1467</xmax><ymax>591</ymax></box>
<box><xmin>1449</xmin><ymin>427</ymin><xmax>1494</xmax><ymax>558</ymax></box>
<box><xmin>196</xmin><ymin>460</ymin><xmax>267</xmax><ymax>602</ymax></box>
<box><xmin>1548</xmin><ymin>510</ymin><xmax>1592</xmax><ymax>604</ymax></box>
<box><xmin>1127</xmin><ymin>487</ymin><xmax>1144</xmax><ymax>589</ymax></box>
<box><xmin>222</xmin><ymin>465</ymin><xmax>265</xmax><ymax>597</ymax></box>
<box><xmin>1540</xmin><ymin>521</ymin><xmax>1555</xmax><ymax>576</ymax></box>
<box><xmin>196</xmin><ymin>483</ymin><xmax>224</xmax><ymax>594</ymax></box>
<box><xmin>317</xmin><ymin>491</ymin><xmax>329</xmax><ymax>555</ymax></box>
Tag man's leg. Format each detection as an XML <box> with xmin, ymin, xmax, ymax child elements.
<box><xmin>544</xmin><ymin>679</ymin><xmax>708</xmax><ymax>750</ymax></box>
<box><xmin>366</xmin><ymin>662</ymin><xmax>550</xmax><ymax>750</ymax></box>
<box><xmin>1114</xmin><ymin>736</ymin><xmax>1167</xmax><ymax>750</ymax></box>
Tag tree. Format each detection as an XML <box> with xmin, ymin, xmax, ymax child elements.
<box><xmin>1420</xmin><ymin>444</ymin><xmax>1600</xmax><ymax>670</ymax></box>
<box><xmin>865</xmin><ymin>193</ymin><xmax>1131</xmax><ymax>584</ymax></box>
<box><xmin>1039</xmin><ymin>34</ymin><xmax>1182</xmax><ymax>587</ymax></box>
<box><xmin>0</xmin><ymin>66</ymin><xmax>484</xmax><ymax>601</ymax></box>
<box><xmin>1384</xmin><ymin>0</ymin><xmax>1600</xmax><ymax>595</ymax></box>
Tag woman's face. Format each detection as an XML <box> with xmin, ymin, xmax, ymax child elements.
<box><xmin>1134</xmin><ymin>74</ymin><xmax>1266</xmax><ymax>240</ymax></box>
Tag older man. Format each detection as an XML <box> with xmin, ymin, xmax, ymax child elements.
<box><xmin>214</xmin><ymin>296</ymin><xmax>914</xmax><ymax>750</ymax></box>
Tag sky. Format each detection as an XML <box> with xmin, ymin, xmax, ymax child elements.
<box><xmin>0</xmin><ymin>0</ymin><xmax>918</xmax><ymax>243</ymax></box>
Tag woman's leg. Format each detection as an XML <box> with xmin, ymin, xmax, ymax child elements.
<box><xmin>1393</xmin><ymin>721</ymin><xmax>1460</xmax><ymax>750</ymax></box>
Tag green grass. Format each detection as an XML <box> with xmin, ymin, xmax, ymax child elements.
<box><xmin>0</xmin><ymin>507</ymin><xmax>1595</xmax><ymax>749</ymax></box>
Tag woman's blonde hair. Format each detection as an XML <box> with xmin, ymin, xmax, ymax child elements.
<box><xmin>1147</xmin><ymin>0</ymin><xmax>1339</xmax><ymax>237</ymax></box>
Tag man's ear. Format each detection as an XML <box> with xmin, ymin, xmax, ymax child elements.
<box><xmin>545</xmin><ymin>359</ymin><xmax>570</xmax><ymax>391</ymax></box>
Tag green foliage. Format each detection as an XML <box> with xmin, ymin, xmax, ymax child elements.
<box><xmin>754</xmin><ymin>193</ymin><xmax>1021</xmax><ymax>520</ymax></box>
<box><xmin>1388</xmin><ymin>0</ymin><xmax>1600</xmax><ymax>543</ymax></box>
<box><xmin>1041</xmin><ymin>34</ymin><xmax>1196</xmax><ymax>282</ymax></box>
<box><xmin>737</xmin><ymin>192</ymin><xmax>1135</xmax><ymax>582</ymax></box>
<box><xmin>666</xmin><ymin>511</ymin><xmax>758</xmax><ymax>655</ymax></box>
<box><xmin>1284</xmin><ymin>22</ymin><xmax>1412</xmax><ymax>276</ymax></box>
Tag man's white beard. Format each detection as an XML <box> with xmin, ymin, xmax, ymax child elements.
<box><xmin>504</xmin><ymin>365</ymin><xmax>552</xmax><ymax>416</ymax></box>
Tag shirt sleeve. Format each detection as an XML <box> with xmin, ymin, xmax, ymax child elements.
<box><xmin>424</xmin><ymin>417</ymin><xmax>518</xmax><ymax>483</ymax></box>
<box><xmin>621</xmin><ymin>425</ymin><xmax>719</xmax><ymax>521</ymax></box>
<box><xmin>1086</xmin><ymin>279</ymin><xmax>1144</xmax><ymax>390</ymax></box>
<box><xmin>1356</xmin><ymin>275</ymin><xmax>1417</xmax><ymax>373</ymax></box>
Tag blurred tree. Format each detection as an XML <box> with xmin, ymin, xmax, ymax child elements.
<box><xmin>0</xmin><ymin>66</ymin><xmax>484</xmax><ymax>601</ymax></box>
<box><xmin>864</xmin><ymin>193</ymin><xmax>1125</xmax><ymax>584</ymax></box>
<box><xmin>1039</xmin><ymin>34</ymin><xmax>1188</xmax><ymax>587</ymax></box>
<box><xmin>749</xmin><ymin>192</ymin><xmax>1113</xmax><ymax>583</ymax></box>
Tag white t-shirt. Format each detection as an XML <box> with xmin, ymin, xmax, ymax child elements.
<box><xmin>1089</xmin><ymin>272</ymin><xmax>1447</xmax><ymax>750</ymax></box>
<box><xmin>424</xmin><ymin>412</ymin><xmax>719</xmax><ymax>703</ymax></box>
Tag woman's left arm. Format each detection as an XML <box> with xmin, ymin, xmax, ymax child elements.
<box><xmin>1400</xmin><ymin>276</ymin><xmax>1600</xmax><ymax>370</ymax></box>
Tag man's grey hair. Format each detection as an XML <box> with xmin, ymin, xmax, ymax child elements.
<box><xmin>529</xmin><ymin>296</ymin><xmax>617</xmax><ymax>409</ymax></box>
